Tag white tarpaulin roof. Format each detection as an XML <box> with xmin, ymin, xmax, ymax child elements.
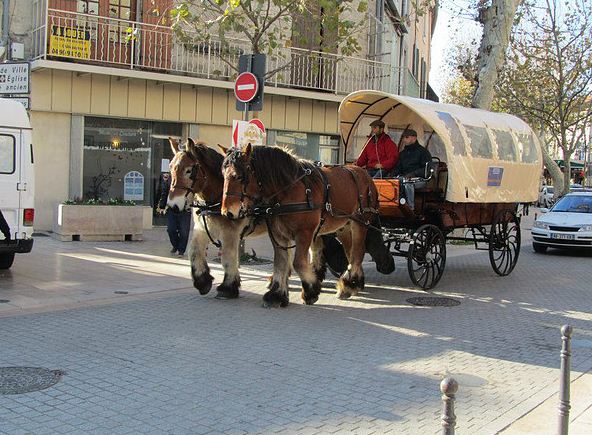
<box><xmin>339</xmin><ymin>90</ymin><xmax>543</xmax><ymax>203</ymax></box>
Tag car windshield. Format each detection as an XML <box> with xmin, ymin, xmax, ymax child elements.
<box><xmin>552</xmin><ymin>195</ymin><xmax>592</xmax><ymax>213</ymax></box>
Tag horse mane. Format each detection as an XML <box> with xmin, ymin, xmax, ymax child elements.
<box><xmin>248</xmin><ymin>146</ymin><xmax>321</xmax><ymax>191</ymax></box>
<box><xmin>189</xmin><ymin>141</ymin><xmax>224</xmax><ymax>180</ymax></box>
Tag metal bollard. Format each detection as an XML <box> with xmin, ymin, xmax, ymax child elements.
<box><xmin>558</xmin><ymin>325</ymin><xmax>573</xmax><ymax>435</ymax></box>
<box><xmin>440</xmin><ymin>377</ymin><xmax>459</xmax><ymax>435</ymax></box>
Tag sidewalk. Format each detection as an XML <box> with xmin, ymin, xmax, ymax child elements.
<box><xmin>500</xmin><ymin>371</ymin><xmax>592</xmax><ymax>434</ymax></box>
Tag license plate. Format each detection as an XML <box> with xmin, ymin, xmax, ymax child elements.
<box><xmin>551</xmin><ymin>233</ymin><xmax>575</xmax><ymax>240</ymax></box>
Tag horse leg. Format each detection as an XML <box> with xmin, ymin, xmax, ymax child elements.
<box><xmin>189</xmin><ymin>216</ymin><xmax>214</xmax><ymax>295</ymax></box>
<box><xmin>215</xmin><ymin>226</ymin><xmax>241</xmax><ymax>299</ymax></box>
<box><xmin>262</xmin><ymin>238</ymin><xmax>291</xmax><ymax>308</ymax></box>
<box><xmin>336</xmin><ymin>223</ymin><xmax>367</xmax><ymax>299</ymax></box>
<box><xmin>293</xmin><ymin>231</ymin><xmax>321</xmax><ymax>305</ymax></box>
<box><xmin>310</xmin><ymin>236</ymin><xmax>327</xmax><ymax>284</ymax></box>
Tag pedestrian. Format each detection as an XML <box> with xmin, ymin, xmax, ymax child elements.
<box><xmin>156</xmin><ymin>173</ymin><xmax>191</xmax><ymax>257</ymax></box>
<box><xmin>0</xmin><ymin>209</ymin><xmax>11</xmax><ymax>242</ymax></box>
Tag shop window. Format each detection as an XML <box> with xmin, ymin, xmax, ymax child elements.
<box><xmin>464</xmin><ymin>125</ymin><xmax>493</xmax><ymax>159</ymax></box>
<box><xmin>436</xmin><ymin>111</ymin><xmax>466</xmax><ymax>156</ymax></box>
<box><xmin>319</xmin><ymin>135</ymin><xmax>340</xmax><ymax>165</ymax></box>
<box><xmin>124</xmin><ymin>171</ymin><xmax>144</xmax><ymax>201</ymax></box>
<box><xmin>493</xmin><ymin>129</ymin><xmax>518</xmax><ymax>161</ymax></box>
<box><xmin>0</xmin><ymin>135</ymin><xmax>15</xmax><ymax>174</ymax></box>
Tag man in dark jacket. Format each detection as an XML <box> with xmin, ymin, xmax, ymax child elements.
<box><xmin>356</xmin><ymin>120</ymin><xmax>399</xmax><ymax>178</ymax></box>
<box><xmin>391</xmin><ymin>129</ymin><xmax>432</xmax><ymax>210</ymax></box>
<box><xmin>157</xmin><ymin>173</ymin><xmax>191</xmax><ymax>257</ymax></box>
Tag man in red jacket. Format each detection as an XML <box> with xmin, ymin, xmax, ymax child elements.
<box><xmin>355</xmin><ymin>119</ymin><xmax>399</xmax><ymax>178</ymax></box>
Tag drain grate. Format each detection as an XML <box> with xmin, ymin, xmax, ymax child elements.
<box><xmin>406</xmin><ymin>296</ymin><xmax>461</xmax><ymax>307</ymax></box>
<box><xmin>0</xmin><ymin>300</ymin><xmax>10</xmax><ymax>303</ymax></box>
<box><xmin>114</xmin><ymin>291</ymin><xmax>129</xmax><ymax>295</ymax></box>
<box><xmin>0</xmin><ymin>367</ymin><xmax>64</xmax><ymax>395</ymax></box>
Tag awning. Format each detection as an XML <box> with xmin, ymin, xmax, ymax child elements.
<box><xmin>555</xmin><ymin>160</ymin><xmax>584</xmax><ymax>169</ymax></box>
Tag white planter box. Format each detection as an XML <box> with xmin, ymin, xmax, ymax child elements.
<box><xmin>53</xmin><ymin>204</ymin><xmax>143</xmax><ymax>241</ymax></box>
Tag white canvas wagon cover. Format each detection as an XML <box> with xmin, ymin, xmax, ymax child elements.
<box><xmin>339</xmin><ymin>90</ymin><xmax>543</xmax><ymax>203</ymax></box>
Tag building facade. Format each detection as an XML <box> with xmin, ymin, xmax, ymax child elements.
<box><xmin>0</xmin><ymin>0</ymin><xmax>437</xmax><ymax>230</ymax></box>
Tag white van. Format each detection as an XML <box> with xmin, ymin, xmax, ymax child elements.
<box><xmin>0</xmin><ymin>98</ymin><xmax>34</xmax><ymax>269</ymax></box>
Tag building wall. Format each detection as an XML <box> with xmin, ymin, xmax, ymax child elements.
<box><xmin>31</xmin><ymin>69</ymin><xmax>339</xmax><ymax>134</ymax></box>
<box><xmin>29</xmin><ymin>111</ymin><xmax>71</xmax><ymax>230</ymax></box>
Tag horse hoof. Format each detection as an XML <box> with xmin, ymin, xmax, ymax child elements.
<box><xmin>216</xmin><ymin>281</ymin><xmax>240</xmax><ymax>299</ymax></box>
<box><xmin>302</xmin><ymin>295</ymin><xmax>319</xmax><ymax>305</ymax></box>
<box><xmin>337</xmin><ymin>291</ymin><xmax>352</xmax><ymax>300</ymax></box>
<box><xmin>193</xmin><ymin>273</ymin><xmax>214</xmax><ymax>295</ymax></box>
<box><xmin>263</xmin><ymin>290</ymin><xmax>289</xmax><ymax>308</ymax></box>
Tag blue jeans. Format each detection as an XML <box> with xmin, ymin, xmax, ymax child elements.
<box><xmin>166</xmin><ymin>209</ymin><xmax>192</xmax><ymax>254</ymax></box>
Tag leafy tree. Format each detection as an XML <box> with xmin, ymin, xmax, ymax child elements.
<box><xmin>167</xmin><ymin>0</ymin><xmax>368</xmax><ymax>77</ymax></box>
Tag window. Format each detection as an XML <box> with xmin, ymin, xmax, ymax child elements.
<box><xmin>464</xmin><ymin>125</ymin><xmax>493</xmax><ymax>159</ymax></box>
<box><xmin>319</xmin><ymin>135</ymin><xmax>340</xmax><ymax>165</ymax></box>
<box><xmin>425</xmin><ymin>133</ymin><xmax>447</xmax><ymax>162</ymax></box>
<box><xmin>0</xmin><ymin>135</ymin><xmax>15</xmax><ymax>174</ymax></box>
<box><xmin>76</xmin><ymin>0</ymin><xmax>99</xmax><ymax>15</ymax></box>
<box><xmin>493</xmin><ymin>129</ymin><xmax>518</xmax><ymax>161</ymax></box>
<box><xmin>109</xmin><ymin>0</ymin><xmax>131</xmax><ymax>19</ymax></box>
<box><xmin>436</xmin><ymin>112</ymin><xmax>466</xmax><ymax>156</ymax></box>
<box><xmin>516</xmin><ymin>132</ymin><xmax>538</xmax><ymax>163</ymax></box>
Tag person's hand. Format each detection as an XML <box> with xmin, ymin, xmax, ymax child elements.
<box><xmin>375</xmin><ymin>164</ymin><xmax>383</xmax><ymax>169</ymax></box>
<box><xmin>156</xmin><ymin>207</ymin><xmax>165</xmax><ymax>215</ymax></box>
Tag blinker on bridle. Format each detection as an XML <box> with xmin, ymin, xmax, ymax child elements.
<box><xmin>171</xmin><ymin>151</ymin><xmax>203</xmax><ymax>197</ymax></box>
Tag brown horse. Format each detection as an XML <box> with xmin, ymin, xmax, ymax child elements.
<box><xmin>167</xmin><ymin>138</ymin><xmax>268</xmax><ymax>298</ymax></box>
<box><xmin>221</xmin><ymin>144</ymin><xmax>380</xmax><ymax>307</ymax></box>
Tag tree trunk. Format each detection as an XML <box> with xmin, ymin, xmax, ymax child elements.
<box><xmin>563</xmin><ymin>154</ymin><xmax>572</xmax><ymax>194</ymax></box>
<box><xmin>472</xmin><ymin>0</ymin><xmax>522</xmax><ymax>110</ymax></box>
<box><xmin>540</xmin><ymin>144</ymin><xmax>565</xmax><ymax>197</ymax></box>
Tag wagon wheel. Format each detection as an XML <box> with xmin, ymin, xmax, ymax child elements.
<box><xmin>489</xmin><ymin>209</ymin><xmax>521</xmax><ymax>276</ymax></box>
<box><xmin>407</xmin><ymin>224</ymin><xmax>447</xmax><ymax>290</ymax></box>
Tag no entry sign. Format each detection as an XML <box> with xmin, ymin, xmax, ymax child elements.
<box><xmin>234</xmin><ymin>72</ymin><xmax>259</xmax><ymax>103</ymax></box>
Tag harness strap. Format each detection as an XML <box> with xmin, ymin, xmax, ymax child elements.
<box><xmin>200</xmin><ymin>213</ymin><xmax>222</xmax><ymax>248</ymax></box>
<box><xmin>266</xmin><ymin>218</ymin><xmax>296</xmax><ymax>251</ymax></box>
<box><xmin>312</xmin><ymin>168</ymin><xmax>332</xmax><ymax>242</ymax></box>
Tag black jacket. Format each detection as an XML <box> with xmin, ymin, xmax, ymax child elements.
<box><xmin>0</xmin><ymin>210</ymin><xmax>10</xmax><ymax>240</ymax></box>
<box><xmin>392</xmin><ymin>141</ymin><xmax>432</xmax><ymax>177</ymax></box>
<box><xmin>157</xmin><ymin>176</ymin><xmax>171</xmax><ymax>209</ymax></box>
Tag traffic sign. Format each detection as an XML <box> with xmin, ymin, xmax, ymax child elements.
<box><xmin>234</xmin><ymin>72</ymin><xmax>259</xmax><ymax>103</ymax></box>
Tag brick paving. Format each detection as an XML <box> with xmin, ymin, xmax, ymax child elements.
<box><xmin>1</xmin><ymin>213</ymin><xmax>592</xmax><ymax>434</ymax></box>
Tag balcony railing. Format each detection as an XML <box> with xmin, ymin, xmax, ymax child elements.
<box><xmin>32</xmin><ymin>4</ymin><xmax>404</xmax><ymax>96</ymax></box>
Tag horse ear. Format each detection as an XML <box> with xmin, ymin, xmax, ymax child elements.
<box><xmin>169</xmin><ymin>137</ymin><xmax>179</xmax><ymax>154</ymax></box>
<box><xmin>242</xmin><ymin>143</ymin><xmax>252</xmax><ymax>159</ymax></box>
<box><xmin>186</xmin><ymin>137</ymin><xmax>196</xmax><ymax>155</ymax></box>
<box><xmin>217</xmin><ymin>144</ymin><xmax>229</xmax><ymax>154</ymax></box>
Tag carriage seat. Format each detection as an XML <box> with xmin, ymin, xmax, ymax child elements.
<box><xmin>414</xmin><ymin>159</ymin><xmax>448</xmax><ymax>195</ymax></box>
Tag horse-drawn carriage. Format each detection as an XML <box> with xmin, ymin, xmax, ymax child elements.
<box><xmin>336</xmin><ymin>90</ymin><xmax>543</xmax><ymax>289</ymax></box>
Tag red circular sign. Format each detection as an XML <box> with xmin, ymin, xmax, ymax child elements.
<box><xmin>234</xmin><ymin>72</ymin><xmax>259</xmax><ymax>103</ymax></box>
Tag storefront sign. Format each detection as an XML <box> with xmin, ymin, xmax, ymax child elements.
<box><xmin>49</xmin><ymin>25</ymin><xmax>91</xmax><ymax>60</ymax></box>
<box><xmin>0</xmin><ymin>62</ymin><xmax>30</xmax><ymax>95</ymax></box>
<box><xmin>124</xmin><ymin>171</ymin><xmax>144</xmax><ymax>201</ymax></box>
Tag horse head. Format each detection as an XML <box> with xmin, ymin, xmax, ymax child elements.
<box><xmin>221</xmin><ymin>143</ymin><xmax>259</xmax><ymax>220</ymax></box>
<box><xmin>167</xmin><ymin>137</ymin><xmax>224</xmax><ymax>212</ymax></box>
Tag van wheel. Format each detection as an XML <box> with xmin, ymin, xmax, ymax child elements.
<box><xmin>532</xmin><ymin>243</ymin><xmax>547</xmax><ymax>254</ymax></box>
<box><xmin>0</xmin><ymin>253</ymin><xmax>15</xmax><ymax>269</ymax></box>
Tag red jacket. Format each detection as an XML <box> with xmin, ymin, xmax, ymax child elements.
<box><xmin>356</xmin><ymin>133</ymin><xmax>399</xmax><ymax>172</ymax></box>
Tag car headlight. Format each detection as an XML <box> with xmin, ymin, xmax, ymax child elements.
<box><xmin>579</xmin><ymin>225</ymin><xmax>592</xmax><ymax>232</ymax></box>
<box><xmin>533</xmin><ymin>221</ymin><xmax>549</xmax><ymax>230</ymax></box>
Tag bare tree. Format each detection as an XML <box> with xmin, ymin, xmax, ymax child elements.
<box><xmin>472</xmin><ymin>0</ymin><xmax>522</xmax><ymax>109</ymax></box>
<box><xmin>499</xmin><ymin>0</ymin><xmax>592</xmax><ymax>194</ymax></box>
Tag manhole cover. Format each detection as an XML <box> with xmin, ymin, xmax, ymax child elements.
<box><xmin>0</xmin><ymin>300</ymin><xmax>10</xmax><ymax>303</ymax></box>
<box><xmin>114</xmin><ymin>291</ymin><xmax>129</xmax><ymax>295</ymax></box>
<box><xmin>406</xmin><ymin>297</ymin><xmax>461</xmax><ymax>307</ymax></box>
<box><xmin>0</xmin><ymin>367</ymin><xmax>64</xmax><ymax>395</ymax></box>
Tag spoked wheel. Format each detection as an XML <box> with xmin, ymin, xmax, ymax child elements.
<box><xmin>407</xmin><ymin>224</ymin><xmax>446</xmax><ymax>290</ymax></box>
<box><xmin>489</xmin><ymin>209</ymin><xmax>521</xmax><ymax>276</ymax></box>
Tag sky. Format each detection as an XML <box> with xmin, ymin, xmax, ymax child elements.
<box><xmin>429</xmin><ymin>0</ymin><xmax>482</xmax><ymax>98</ymax></box>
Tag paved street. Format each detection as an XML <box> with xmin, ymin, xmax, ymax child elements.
<box><xmin>1</xmin><ymin>211</ymin><xmax>592</xmax><ymax>434</ymax></box>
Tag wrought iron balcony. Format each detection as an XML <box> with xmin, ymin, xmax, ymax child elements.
<box><xmin>32</xmin><ymin>5</ymin><xmax>405</xmax><ymax>96</ymax></box>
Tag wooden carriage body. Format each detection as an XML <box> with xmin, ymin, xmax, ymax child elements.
<box><xmin>337</xmin><ymin>91</ymin><xmax>544</xmax><ymax>289</ymax></box>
